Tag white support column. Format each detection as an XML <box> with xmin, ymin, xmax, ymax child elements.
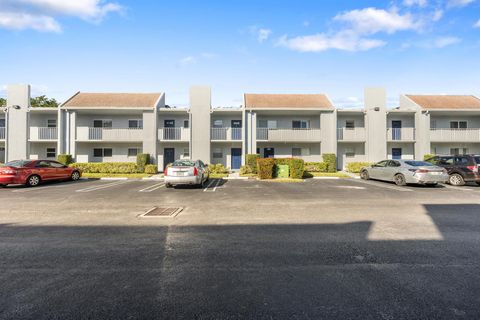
<box><xmin>365</xmin><ymin>87</ymin><xmax>387</xmax><ymax>162</ymax></box>
<box><xmin>415</xmin><ymin>110</ymin><xmax>431</xmax><ymax>158</ymax></box>
<box><xmin>70</xmin><ymin>111</ymin><xmax>77</xmax><ymax>159</ymax></box>
<box><xmin>6</xmin><ymin>84</ymin><xmax>30</xmax><ymax>162</ymax></box>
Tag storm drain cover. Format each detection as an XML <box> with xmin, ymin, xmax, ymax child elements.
<box><xmin>140</xmin><ymin>207</ymin><xmax>183</xmax><ymax>218</ymax></box>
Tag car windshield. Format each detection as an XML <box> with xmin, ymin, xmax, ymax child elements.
<box><xmin>172</xmin><ymin>160</ymin><xmax>195</xmax><ymax>167</ymax></box>
<box><xmin>474</xmin><ymin>157</ymin><xmax>480</xmax><ymax>164</ymax></box>
<box><xmin>404</xmin><ymin>161</ymin><xmax>434</xmax><ymax>167</ymax></box>
<box><xmin>4</xmin><ymin>160</ymin><xmax>32</xmax><ymax>168</ymax></box>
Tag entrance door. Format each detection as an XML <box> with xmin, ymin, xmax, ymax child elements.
<box><xmin>231</xmin><ymin>120</ymin><xmax>242</xmax><ymax>140</ymax></box>
<box><xmin>231</xmin><ymin>148</ymin><xmax>242</xmax><ymax>170</ymax></box>
<box><xmin>264</xmin><ymin>148</ymin><xmax>274</xmax><ymax>158</ymax></box>
<box><xmin>392</xmin><ymin>148</ymin><xmax>402</xmax><ymax>160</ymax></box>
<box><xmin>164</xmin><ymin>148</ymin><xmax>175</xmax><ymax>170</ymax></box>
<box><xmin>392</xmin><ymin>120</ymin><xmax>402</xmax><ymax>140</ymax></box>
<box><xmin>164</xmin><ymin>120</ymin><xmax>175</xmax><ymax>140</ymax></box>
<box><xmin>0</xmin><ymin>147</ymin><xmax>4</xmax><ymax>164</ymax></box>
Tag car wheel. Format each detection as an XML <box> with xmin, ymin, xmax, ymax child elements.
<box><xmin>26</xmin><ymin>175</ymin><xmax>41</xmax><ymax>187</ymax></box>
<box><xmin>476</xmin><ymin>182</ymin><xmax>480</xmax><ymax>186</ymax></box>
<box><xmin>394</xmin><ymin>174</ymin><xmax>407</xmax><ymax>186</ymax></box>
<box><xmin>449</xmin><ymin>173</ymin><xmax>465</xmax><ymax>186</ymax></box>
<box><xmin>165</xmin><ymin>183</ymin><xmax>172</xmax><ymax>188</ymax></box>
<box><xmin>360</xmin><ymin>170</ymin><xmax>370</xmax><ymax>180</ymax></box>
<box><xmin>0</xmin><ymin>184</ymin><xmax>6</xmax><ymax>188</ymax></box>
<box><xmin>71</xmin><ymin>171</ymin><xmax>80</xmax><ymax>181</ymax></box>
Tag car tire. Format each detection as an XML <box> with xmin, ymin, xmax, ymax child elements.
<box><xmin>449</xmin><ymin>173</ymin><xmax>465</xmax><ymax>186</ymax></box>
<box><xmin>360</xmin><ymin>170</ymin><xmax>370</xmax><ymax>180</ymax></box>
<box><xmin>165</xmin><ymin>183</ymin><xmax>172</xmax><ymax>188</ymax></box>
<box><xmin>26</xmin><ymin>175</ymin><xmax>41</xmax><ymax>187</ymax></box>
<box><xmin>476</xmin><ymin>182</ymin><xmax>480</xmax><ymax>186</ymax></box>
<box><xmin>394</xmin><ymin>174</ymin><xmax>407</xmax><ymax>186</ymax></box>
<box><xmin>71</xmin><ymin>171</ymin><xmax>80</xmax><ymax>181</ymax></box>
<box><xmin>0</xmin><ymin>184</ymin><xmax>6</xmax><ymax>188</ymax></box>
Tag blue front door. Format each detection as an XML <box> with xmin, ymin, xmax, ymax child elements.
<box><xmin>231</xmin><ymin>148</ymin><xmax>242</xmax><ymax>170</ymax></box>
<box><xmin>392</xmin><ymin>148</ymin><xmax>402</xmax><ymax>160</ymax></box>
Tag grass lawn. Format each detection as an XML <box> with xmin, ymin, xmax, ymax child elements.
<box><xmin>210</xmin><ymin>173</ymin><xmax>229</xmax><ymax>179</ymax></box>
<box><xmin>304</xmin><ymin>172</ymin><xmax>352</xmax><ymax>178</ymax></box>
<box><xmin>82</xmin><ymin>173</ymin><xmax>152</xmax><ymax>179</ymax></box>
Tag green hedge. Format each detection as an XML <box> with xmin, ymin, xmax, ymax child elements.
<box><xmin>208</xmin><ymin>163</ymin><xmax>229</xmax><ymax>174</ymax></box>
<box><xmin>345</xmin><ymin>162</ymin><xmax>373</xmax><ymax>173</ymax></box>
<box><xmin>424</xmin><ymin>154</ymin><xmax>435</xmax><ymax>163</ymax></box>
<box><xmin>274</xmin><ymin>158</ymin><xmax>305</xmax><ymax>179</ymax></box>
<box><xmin>70</xmin><ymin>162</ymin><xmax>138</xmax><ymax>174</ymax></box>
<box><xmin>257</xmin><ymin>158</ymin><xmax>275</xmax><ymax>179</ymax></box>
<box><xmin>304</xmin><ymin>162</ymin><xmax>328</xmax><ymax>173</ymax></box>
<box><xmin>57</xmin><ymin>154</ymin><xmax>73</xmax><ymax>165</ymax></box>
<box><xmin>240</xmin><ymin>165</ymin><xmax>255</xmax><ymax>175</ymax></box>
<box><xmin>246</xmin><ymin>154</ymin><xmax>259</xmax><ymax>174</ymax></box>
<box><xmin>144</xmin><ymin>164</ymin><xmax>158</xmax><ymax>174</ymax></box>
<box><xmin>136</xmin><ymin>153</ymin><xmax>150</xmax><ymax>173</ymax></box>
<box><xmin>322</xmin><ymin>153</ymin><xmax>337</xmax><ymax>173</ymax></box>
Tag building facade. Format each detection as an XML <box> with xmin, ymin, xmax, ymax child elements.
<box><xmin>3</xmin><ymin>84</ymin><xmax>480</xmax><ymax>170</ymax></box>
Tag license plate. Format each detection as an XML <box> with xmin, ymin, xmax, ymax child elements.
<box><xmin>430</xmin><ymin>172</ymin><xmax>442</xmax><ymax>175</ymax></box>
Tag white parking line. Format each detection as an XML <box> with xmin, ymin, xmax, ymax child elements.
<box><xmin>75</xmin><ymin>180</ymin><xmax>130</xmax><ymax>193</ymax></box>
<box><xmin>12</xmin><ymin>185</ymin><xmax>58</xmax><ymax>193</ymax></box>
<box><xmin>441</xmin><ymin>184</ymin><xmax>475</xmax><ymax>191</ymax></box>
<box><xmin>350</xmin><ymin>179</ymin><xmax>413</xmax><ymax>192</ymax></box>
<box><xmin>138</xmin><ymin>182</ymin><xmax>165</xmax><ymax>192</ymax></box>
<box><xmin>203</xmin><ymin>179</ymin><xmax>222</xmax><ymax>192</ymax></box>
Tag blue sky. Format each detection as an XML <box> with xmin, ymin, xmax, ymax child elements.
<box><xmin>0</xmin><ymin>0</ymin><xmax>479</xmax><ymax>107</ymax></box>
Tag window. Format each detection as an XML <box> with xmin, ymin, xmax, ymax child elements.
<box><xmin>345</xmin><ymin>120</ymin><xmax>355</xmax><ymax>129</ymax></box>
<box><xmin>0</xmin><ymin>119</ymin><xmax>5</xmax><ymax>127</ymax></box>
<box><xmin>182</xmin><ymin>148</ymin><xmax>190</xmax><ymax>159</ymax></box>
<box><xmin>292</xmin><ymin>147</ymin><xmax>310</xmax><ymax>157</ymax></box>
<box><xmin>46</xmin><ymin>147</ymin><xmax>56</xmax><ymax>158</ymax></box>
<box><xmin>267</xmin><ymin>120</ymin><xmax>277</xmax><ymax>129</ymax></box>
<box><xmin>374</xmin><ymin>160</ymin><xmax>389</xmax><ymax>167</ymax></box>
<box><xmin>258</xmin><ymin>120</ymin><xmax>267</xmax><ymax>128</ymax></box>
<box><xmin>388</xmin><ymin>161</ymin><xmax>401</xmax><ymax>167</ymax></box>
<box><xmin>213</xmin><ymin>148</ymin><xmax>223</xmax><ymax>158</ymax></box>
<box><xmin>47</xmin><ymin>119</ymin><xmax>57</xmax><ymax>128</ymax></box>
<box><xmin>292</xmin><ymin>120</ymin><xmax>310</xmax><ymax>129</ymax></box>
<box><xmin>103</xmin><ymin>148</ymin><xmax>113</xmax><ymax>157</ymax></box>
<box><xmin>450</xmin><ymin>148</ymin><xmax>468</xmax><ymax>155</ymax></box>
<box><xmin>36</xmin><ymin>161</ymin><xmax>51</xmax><ymax>168</ymax></box>
<box><xmin>93</xmin><ymin>120</ymin><xmax>112</xmax><ymax>128</ymax></box>
<box><xmin>183</xmin><ymin>120</ymin><xmax>189</xmax><ymax>128</ymax></box>
<box><xmin>49</xmin><ymin>161</ymin><xmax>65</xmax><ymax>168</ymax></box>
<box><xmin>450</xmin><ymin>121</ymin><xmax>467</xmax><ymax>129</ymax></box>
<box><xmin>455</xmin><ymin>157</ymin><xmax>469</xmax><ymax>166</ymax></box>
<box><xmin>345</xmin><ymin>148</ymin><xmax>355</xmax><ymax>158</ymax></box>
<box><xmin>213</xmin><ymin>120</ymin><xmax>223</xmax><ymax>128</ymax></box>
<box><xmin>438</xmin><ymin>157</ymin><xmax>454</xmax><ymax>165</ymax></box>
<box><xmin>430</xmin><ymin>120</ymin><xmax>437</xmax><ymax>129</ymax></box>
<box><xmin>128</xmin><ymin>148</ymin><xmax>140</xmax><ymax>157</ymax></box>
<box><xmin>93</xmin><ymin>148</ymin><xmax>112</xmax><ymax>157</ymax></box>
<box><xmin>128</xmin><ymin>119</ymin><xmax>143</xmax><ymax>129</ymax></box>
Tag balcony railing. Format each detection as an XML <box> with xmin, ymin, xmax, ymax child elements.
<box><xmin>337</xmin><ymin>128</ymin><xmax>366</xmax><ymax>141</ymax></box>
<box><xmin>257</xmin><ymin>128</ymin><xmax>321</xmax><ymax>142</ymax></box>
<box><xmin>158</xmin><ymin>127</ymin><xmax>190</xmax><ymax>141</ymax></box>
<box><xmin>430</xmin><ymin>128</ymin><xmax>480</xmax><ymax>142</ymax></box>
<box><xmin>0</xmin><ymin>127</ymin><xmax>4</xmax><ymax>140</ymax></box>
<box><xmin>387</xmin><ymin>128</ymin><xmax>415</xmax><ymax>141</ymax></box>
<box><xmin>77</xmin><ymin>127</ymin><xmax>143</xmax><ymax>141</ymax></box>
<box><xmin>29</xmin><ymin>127</ymin><xmax>58</xmax><ymax>141</ymax></box>
<box><xmin>211</xmin><ymin>127</ymin><xmax>242</xmax><ymax>141</ymax></box>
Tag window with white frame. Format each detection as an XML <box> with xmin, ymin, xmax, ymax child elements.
<box><xmin>259</xmin><ymin>120</ymin><xmax>277</xmax><ymax>128</ymax></box>
<box><xmin>183</xmin><ymin>120</ymin><xmax>189</xmax><ymax>128</ymax></box>
<box><xmin>450</xmin><ymin>121</ymin><xmax>467</xmax><ymax>129</ymax></box>
<box><xmin>93</xmin><ymin>120</ymin><xmax>112</xmax><ymax>128</ymax></box>
<box><xmin>128</xmin><ymin>119</ymin><xmax>143</xmax><ymax>129</ymax></box>
<box><xmin>292</xmin><ymin>147</ymin><xmax>310</xmax><ymax>157</ymax></box>
<box><xmin>345</xmin><ymin>147</ymin><xmax>355</xmax><ymax>158</ymax></box>
<box><xmin>0</xmin><ymin>119</ymin><xmax>5</xmax><ymax>127</ymax></box>
<box><xmin>182</xmin><ymin>148</ymin><xmax>190</xmax><ymax>158</ymax></box>
<box><xmin>345</xmin><ymin>120</ymin><xmax>355</xmax><ymax>129</ymax></box>
<box><xmin>47</xmin><ymin>119</ymin><xmax>57</xmax><ymax>128</ymax></box>
<box><xmin>430</xmin><ymin>120</ymin><xmax>437</xmax><ymax>129</ymax></box>
<box><xmin>213</xmin><ymin>120</ymin><xmax>223</xmax><ymax>128</ymax></box>
<box><xmin>46</xmin><ymin>147</ymin><xmax>56</xmax><ymax>158</ymax></box>
<box><xmin>128</xmin><ymin>148</ymin><xmax>140</xmax><ymax>157</ymax></box>
<box><xmin>93</xmin><ymin>148</ymin><xmax>113</xmax><ymax>157</ymax></box>
<box><xmin>213</xmin><ymin>148</ymin><xmax>223</xmax><ymax>158</ymax></box>
<box><xmin>292</xmin><ymin>120</ymin><xmax>310</xmax><ymax>129</ymax></box>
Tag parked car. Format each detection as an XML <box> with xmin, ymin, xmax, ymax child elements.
<box><xmin>0</xmin><ymin>160</ymin><xmax>81</xmax><ymax>187</ymax></box>
<box><xmin>426</xmin><ymin>155</ymin><xmax>480</xmax><ymax>186</ymax></box>
<box><xmin>164</xmin><ymin>159</ymin><xmax>209</xmax><ymax>188</ymax></box>
<box><xmin>360</xmin><ymin>160</ymin><xmax>448</xmax><ymax>186</ymax></box>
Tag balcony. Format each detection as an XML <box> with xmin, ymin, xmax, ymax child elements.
<box><xmin>387</xmin><ymin>128</ymin><xmax>415</xmax><ymax>141</ymax></box>
<box><xmin>337</xmin><ymin>128</ymin><xmax>366</xmax><ymax>142</ymax></box>
<box><xmin>430</xmin><ymin>128</ymin><xmax>480</xmax><ymax>142</ymax></box>
<box><xmin>257</xmin><ymin>128</ymin><xmax>321</xmax><ymax>142</ymax></box>
<box><xmin>0</xmin><ymin>127</ymin><xmax>4</xmax><ymax>140</ymax></box>
<box><xmin>29</xmin><ymin>127</ymin><xmax>58</xmax><ymax>141</ymax></box>
<box><xmin>211</xmin><ymin>127</ymin><xmax>242</xmax><ymax>141</ymax></box>
<box><xmin>77</xmin><ymin>127</ymin><xmax>143</xmax><ymax>142</ymax></box>
<box><xmin>158</xmin><ymin>127</ymin><xmax>190</xmax><ymax>142</ymax></box>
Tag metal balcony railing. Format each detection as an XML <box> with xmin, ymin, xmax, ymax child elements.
<box><xmin>29</xmin><ymin>127</ymin><xmax>58</xmax><ymax>140</ymax></box>
<box><xmin>158</xmin><ymin>127</ymin><xmax>190</xmax><ymax>141</ymax></box>
<box><xmin>0</xmin><ymin>127</ymin><xmax>5</xmax><ymax>140</ymax></box>
<box><xmin>211</xmin><ymin>127</ymin><xmax>242</xmax><ymax>141</ymax></box>
<box><xmin>387</xmin><ymin>128</ymin><xmax>415</xmax><ymax>141</ymax></box>
<box><xmin>430</xmin><ymin>128</ymin><xmax>480</xmax><ymax>142</ymax></box>
<box><xmin>257</xmin><ymin>128</ymin><xmax>321</xmax><ymax>142</ymax></box>
<box><xmin>77</xmin><ymin>127</ymin><xmax>143</xmax><ymax>141</ymax></box>
<box><xmin>337</xmin><ymin>128</ymin><xmax>366</xmax><ymax>141</ymax></box>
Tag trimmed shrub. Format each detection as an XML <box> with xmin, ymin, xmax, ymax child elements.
<box><xmin>322</xmin><ymin>153</ymin><xmax>337</xmax><ymax>173</ymax></box>
<box><xmin>240</xmin><ymin>165</ymin><xmax>255</xmax><ymax>175</ymax></box>
<box><xmin>346</xmin><ymin>162</ymin><xmax>373</xmax><ymax>173</ymax></box>
<box><xmin>246</xmin><ymin>154</ymin><xmax>259</xmax><ymax>174</ymax></box>
<box><xmin>57</xmin><ymin>154</ymin><xmax>73</xmax><ymax>166</ymax></box>
<box><xmin>144</xmin><ymin>164</ymin><xmax>158</xmax><ymax>174</ymax></box>
<box><xmin>70</xmin><ymin>162</ymin><xmax>138</xmax><ymax>174</ymax></box>
<box><xmin>304</xmin><ymin>162</ymin><xmax>328</xmax><ymax>173</ymax></box>
<box><xmin>257</xmin><ymin>158</ymin><xmax>275</xmax><ymax>179</ymax></box>
<box><xmin>136</xmin><ymin>153</ymin><xmax>150</xmax><ymax>173</ymax></box>
<box><xmin>274</xmin><ymin>158</ymin><xmax>304</xmax><ymax>179</ymax></box>
<box><xmin>424</xmin><ymin>154</ymin><xmax>435</xmax><ymax>163</ymax></box>
<box><xmin>208</xmin><ymin>163</ymin><xmax>229</xmax><ymax>174</ymax></box>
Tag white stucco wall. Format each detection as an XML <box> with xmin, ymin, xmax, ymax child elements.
<box><xmin>431</xmin><ymin>143</ymin><xmax>480</xmax><ymax>155</ymax></box>
<box><xmin>387</xmin><ymin>143</ymin><xmax>415</xmax><ymax>160</ymax></box>
<box><xmin>256</xmin><ymin>142</ymin><xmax>322</xmax><ymax>162</ymax></box>
<box><xmin>157</xmin><ymin>143</ymin><xmax>190</xmax><ymax>170</ymax></box>
<box><xmin>29</xmin><ymin>142</ymin><xmax>57</xmax><ymax>160</ymax></box>
<box><xmin>210</xmin><ymin>142</ymin><xmax>243</xmax><ymax>168</ymax></box>
<box><xmin>76</xmin><ymin>142</ymin><xmax>143</xmax><ymax>163</ymax></box>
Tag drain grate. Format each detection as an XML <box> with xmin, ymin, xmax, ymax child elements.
<box><xmin>140</xmin><ymin>207</ymin><xmax>183</xmax><ymax>218</ymax></box>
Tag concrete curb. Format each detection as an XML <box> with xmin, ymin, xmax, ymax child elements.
<box><xmin>224</xmin><ymin>177</ymin><xmax>249</xmax><ymax>180</ymax></box>
<box><xmin>99</xmin><ymin>177</ymin><xmax>129</xmax><ymax>181</ymax></box>
<box><xmin>312</xmin><ymin>177</ymin><xmax>341</xmax><ymax>180</ymax></box>
<box><xmin>142</xmin><ymin>177</ymin><xmax>164</xmax><ymax>181</ymax></box>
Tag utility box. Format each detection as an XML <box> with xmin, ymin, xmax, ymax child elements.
<box><xmin>275</xmin><ymin>165</ymin><xmax>289</xmax><ymax>179</ymax></box>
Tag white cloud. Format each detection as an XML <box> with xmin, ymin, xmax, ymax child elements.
<box><xmin>0</xmin><ymin>0</ymin><xmax>123</xmax><ymax>32</ymax></box>
<box><xmin>474</xmin><ymin>19</ymin><xmax>480</xmax><ymax>28</ymax></box>
<box><xmin>403</xmin><ymin>0</ymin><xmax>428</xmax><ymax>7</ymax></box>
<box><xmin>277</xmin><ymin>31</ymin><xmax>385</xmax><ymax>52</ymax></box>
<box><xmin>257</xmin><ymin>28</ymin><xmax>272</xmax><ymax>43</ymax></box>
<box><xmin>432</xmin><ymin>9</ymin><xmax>444</xmax><ymax>22</ymax></box>
<box><xmin>178</xmin><ymin>56</ymin><xmax>196</xmax><ymax>67</ymax></box>
<box><xmin>447</xmin><ymin>0</ymin><xmax>475</xmax><ymax>8</ymax></box>
<box><xmin>434</xmin><ymin>36</ymin><xmax>461</xmax><ymax>47</ymax></box>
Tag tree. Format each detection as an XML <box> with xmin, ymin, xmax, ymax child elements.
<box><xmin>0</xmin><ymin>98</ymin><xmax>5</xmax><ymax>108</ymax></box>
<box><xmin>30</xmin><ymin>95</ymin><xmax>59</xmax><ymax>108</ymax></box>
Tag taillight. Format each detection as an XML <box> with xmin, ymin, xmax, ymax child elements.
<box><xmin>467</xmin><ymin>166</ymin><xmax>478</xmax><ymax>173</ymax></box>
<box><xmin>193</xmin><ymin>167</ymin><xmax>198</xmax><ymax>176</ymax></box>
<box><xmin>409</xmin><ymin>169</ymin><xmax>429</xmax><ymax>173</ymax></box>
<box><xmin>0</xmin><ymin>168</ymin><xmax>17</xmax><ymax>175</ymax></box>
<box><xmin>164</xmin><ymin>167</ymin><xmax>168</xmax><ymax>176</ymax></box>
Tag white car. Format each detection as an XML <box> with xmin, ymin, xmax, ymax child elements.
<box><xmin>164</xmin><ymin>159</ymin><xmax>209</xmax><ymax>188</ymax></box>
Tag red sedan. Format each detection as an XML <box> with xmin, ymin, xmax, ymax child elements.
<box><xmin>0</xmin><ymin>160</ymin><xmax>81</xmax><ymax>187</ymax></box>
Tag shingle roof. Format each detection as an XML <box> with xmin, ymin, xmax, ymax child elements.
<box><xmin>62</xmin><ymin>92</ymin><xmax>163</xmax><ymax>109</ymax></box>
<box><xmin>406</xmin><ymin>95</ymin><xmax>480</xmax><ymax>110</ymax></box>
<box><xmin>244</xmin><ymin>94</ymin><xmax>334</xmax><ymax>109</ymax></box>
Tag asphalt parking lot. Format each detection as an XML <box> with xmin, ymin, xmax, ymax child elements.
<box><xmin>1</xmin><ymin>178</ymin><xmax>480</xmax><ymax>319</ymax></box>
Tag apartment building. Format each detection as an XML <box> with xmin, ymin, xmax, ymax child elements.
<box><xmin>3</xmin><ymin>84</ymin><xmax>480</xmax><ymax>170</ymax></box>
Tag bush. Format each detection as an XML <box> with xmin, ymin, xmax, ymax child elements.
<box><xmin>322</xmin><ymin>153</ymin><xmax>337</xmax><ymax>173</ymax></box>
<box><xmin>208</xmin><ymin>163</ymin><xmax>229</xmax><ymax>174</ymax></box>
<box><xmin>246</xmin><ymin>154</ymin><xmax>259</xmax><ymax>174</ymax></box>
<box><xmin>136</xmin><ymin>153</ymin><xmax>150</xmax><ymax>173</ymax></box>
<box><xmin>304</xmin><ymin>162</ymin><xmax>328</xmax><ymax>173</ymax></box>
<box><xmin>57</xmin><ymin>154</ymin><xmax>73</xmax><ymax>166</ymax></box>
<box><xmin>144</xmin><ymin>164</ymin><xmax>158</xmax><ymax>174</ymax></box>
<box><xmin>70</xmin><ymin>162</ymin><xmax>138</xmax><ymax>174</ymax></box>
<box><xmin>346</xmin><ymin>162</ymin><xmax>373</xmax><ymax>173</ymax></box>
<box><xmin>274</xmin><ymin>158</ymin><xmax>304</xmax><ymax>179</ymax></box>
<box><xmin>240</xmin><ymin>165</ymin><xmax>255</xmax><ymax>175</ymax></box>
<box><xmin>257</xmin><ymin>158</ymin><xmax>275</xmax><ymax>179</ymax></box>
<box><xmin>424</xmin><ymin>154</ymin><xmax>435</xmax><ymax>163</ymax></box>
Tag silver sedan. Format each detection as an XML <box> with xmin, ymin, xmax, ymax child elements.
<box><xmin>360</xmin><ymin>160</ymin><xmax>449</xmax><ymax>186</ymax></box>
<box><xmin>164</xmin><ymin>159</ymin><xmax>209</xmax><ymax>188</ymax></box>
